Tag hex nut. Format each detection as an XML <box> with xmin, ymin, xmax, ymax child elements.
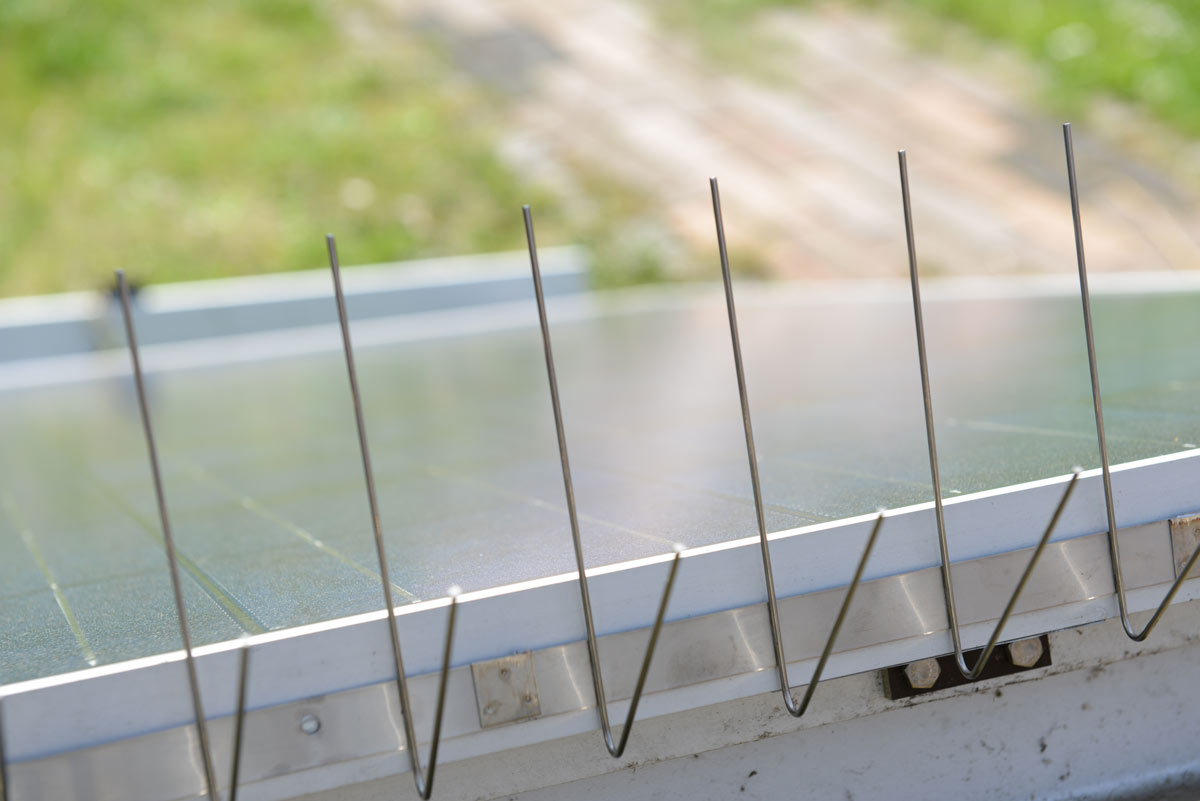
<box><xmin>1007</xmin><ymin>637</ymin><xmax>1044</xmax><ymax>668</ymax></box>
<box><xmin>903</xmin><ymin>658</ymin><xmax>941</xmax><ymax>689</ymax></box>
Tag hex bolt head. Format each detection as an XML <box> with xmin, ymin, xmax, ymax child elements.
<box><xmin>904</xmin><ymin>658</ymin><xmax>941</xmax><ymax>689</ymax></box>
<box><xmin>1007</xmin><ymin>637</ymin><xmax>1044</xmax><ymax>668</ymax></box>
<box><xmin>299</xmin><ymin>713</ymin><xmax>321</xmax><ymax>735</ymax></box>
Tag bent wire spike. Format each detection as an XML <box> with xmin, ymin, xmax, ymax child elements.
<box><xmin>326</xmin><ymin>235</ymin><xmax>459</xmax><ymax>799</ymax></box>
<box><xmin>1062</xmin><ymin>123</ymin><xmax>1200</xmax><ymax>642</ymax></box>
<box><xmin>116</xmin><ymin>270</ymin><xmax>219</xmax><ymax>801</ymax></box>
<box><xmin>709</xmin><ymin>177</ymin><xmax>885</xmax><ymax>716</ymax></box>
<box><xmin>523</xmin><ymin>205</ymin><xmax>683</xmax><ymax>758</ymax></box>
<box><xmin>897</xmin><ymin>152</ymin><xmax>1088</xmax><ymax>675</ymax></box>
<box><xmin>898</xmin><ymin>151</ymin><xmax>1094</xmax><ymax>677</ymax></box>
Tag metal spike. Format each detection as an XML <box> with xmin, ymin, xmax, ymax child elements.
<box><xmin>227</xmin><ymin>642</ymin><xmax>251</xmax><ymax>801</ymax></box>
<box><xmin>793</xmin><ymin>510</ymin><xmax>884</xmax><ymax>716</ymax></box>
<box><xmin>523</xmin><ymin>205</ymin><xmax>683</xmax><ymax>757</ymax></box>
<box><xmin>1062</xmin><ymin>123</ymin><xmax>1200</xmax><ymax>642</ymax></box>
<box><xmin>326</xmin><ymin>235</ymin><xmax>458</xmax><ymax>799</ymax></box>
<box><xmin>899</xmin><ymin>151</ymin><xmax>1093</xmax><ymax>677</ymax></box>
<box><xmin>115</xmin><ymin>270</ymin><xmax>218</xmax><ymax>801</ymax></box>
<box><xmin>0</xmin><ymin>699</ymin><xmax>8</xmax><ymax>801</ymax></box>
<box><xmin>710</xmin><ymin>177</ymin><xmax>885</xmax><ymax>715</ymax></box>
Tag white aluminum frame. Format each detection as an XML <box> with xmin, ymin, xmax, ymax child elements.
<box><xmin>3</xmin><ymin>448</ymin><xmax>1199</xmax><ymax>800</ymax></box>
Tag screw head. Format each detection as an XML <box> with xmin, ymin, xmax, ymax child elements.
<box><xmin>1007</xmin><ymin>637</ymin><xmax>1044</xmax><ymax>668</ymax></box>
<box><xmin>904</xmin><ymin>658</ymin><xmax>941</xmax><ymax>689</ymax></box>
<box><xmin>299</xmin><ymin>713</ymin><xmax>321</xmax><ymax>735</ymax></box>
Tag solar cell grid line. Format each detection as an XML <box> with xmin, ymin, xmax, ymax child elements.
<box><xmin>0</xmin><ymin>495</ymin><xmax>97</xmax><ymax>667</ymax></box>
<box><xmin>326</xmin><ymin>233</ymin><xmax>458</xmax><ymax>800</ymax></box>
<box><xmin>182</xmin><ymin>460</ymin><xmax>421</xmax><ymax>603</ymax></box>
<box><xmin>422</xmin><ymin>463</ymin><xmax>679</xmax><ymax>549</ymax></box>
<box><xmin>591</xmin><ymin>458</ymin><xmax>832</xmax><ymax>526</ymax></box>
<box><xmin>524</xmin><ymin>203</ymin><xmax>683</xmax><ymax>759</ymax></box>
<box><xmin>1062</xmin><ymin>122</ymin><xmax>1200</xmax><ymax>643</ymax></box>
<box><xmin>115</xmin><ymin>270</ymin><xmax>218</xmax><ymax>801</ymax></box>
<box><xmin>86</xmin><ymin>473</ymin><xmax>269</xmax><ymax>635</ymax></box>
<box><xmin>0</xmin><ymin>437</ymin><xmax>250</xmax><ymax>680</ymax></box>
<box><xmin>763</xmin><ymin>453</ymin><xmax>952</xmax><ymax>496</ymax></box>
<box><xmin>709</xmin><ymin>175</ymin><xmax>884</xmax><ymax>717</ymax></box>
<box><xmin>8</xmin><ymin>442</ymin><xmax>266</xmax><ymax>654</ymax></box>
<box><xmin>949</xmin><ymin>418</ymin><xmax>1192</xmax><ymax>450</ymax></box>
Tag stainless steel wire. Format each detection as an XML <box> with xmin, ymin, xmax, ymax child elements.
<box><xmin>326</xmin><ymin>235</ymin><xmax>459</xmax><ymax>799</ymax></box>
<box><xmin>898</xmin><ymin>152</ymin><xmax>1092</xmax><ymax>677</ymax></box>
<box><xmin>1062</xmin><ymin>122</ymin><xmax>1200</xmax><ymax>642</ymax></box>
<box><xmin>523</xmin><ymin>205</ymin><xmax>683</xmax><ymax>758</ymax></box>
<box><xmin>709</xmin><ymin>177</ymin><xmax>886</xmax><ymax>715</ymax></box>
<box><xmin>793</xmin><ymin>511</ymin><xmax>884</xmax><ymax>716</ymax></box>
<box><xmin>228</xmin><ymin>643</ymin><xmax>251</xmax><ymax>801</ymax></box>
<box><xmin>116</xmin><ymin>270</ymin><xmax>218</xmax><ymax>801</ymax></box>
<box><xmin>0</xmin><ymin>700</ymin><xmax>8</xmax><ymax>801</ymax></box>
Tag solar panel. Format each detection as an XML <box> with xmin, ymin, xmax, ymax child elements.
<box><xmin>1</xmin><ymin>272</ymin><xmax>1197</xmax><ymax>685</ymax></box>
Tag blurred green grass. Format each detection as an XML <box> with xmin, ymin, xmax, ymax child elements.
<box><xmin>11</xmin><ymin>0</ymin><xmax>1190</xmax><ymax>298</ymax></box>
<box><xmin>893</xmin><ymin>1</ymin><xmax>1200</xmax><ymax>130</ymax></box>
<box><xmin>0</xmin><ymin>0</ymin><xmax>580</xmax><ymax>297</ymax></box>
<box><xmin>658</xmin><ymin>0</ymin><xmax>1200</xmax><ymax>135</ymax></box>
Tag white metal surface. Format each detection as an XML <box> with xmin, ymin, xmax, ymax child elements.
<box><xmin>499</xmin><ymin>602</ymin><xmax>1200</xmax><ymax>801</ymax></box>
<box><xmin>0</xmin><ymin>247</ymin><xmax>587</xmax><ymax>364</ymax></box>
<box><xmin>60</xmin><ymin>597</ymin><xmax>1200</xmax><ymax>801</ymax></box>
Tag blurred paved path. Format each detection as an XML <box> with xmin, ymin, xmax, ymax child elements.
<box><xmin>396</xmin><ymin>0</ymin><xmax>1200</xmax><ymax>277</ymax></box>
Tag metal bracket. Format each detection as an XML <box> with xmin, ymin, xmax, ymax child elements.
<box><xmin>1171</xmin><ymin>513</ymin><xmax>1200</xmax><ymax>580</ymax></box>
<box><xmin>471</xmin><ymin>652</ymin><xmax>540</xmax><ymax>728</ymax></box>
<box><xmin>882</xmin><ymin>635</ymin><xmax>1052</xmax><ymax>700</ymax></box>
